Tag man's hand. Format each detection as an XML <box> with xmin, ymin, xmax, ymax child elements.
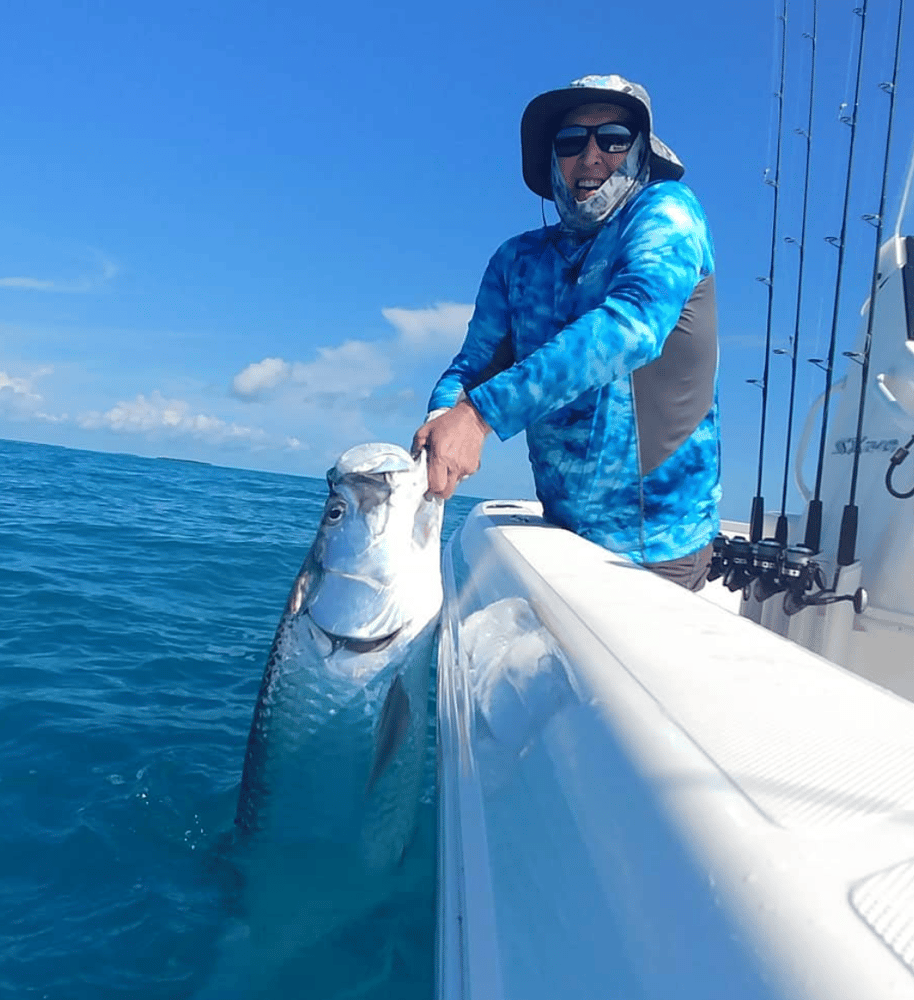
<box><xmin>412</xmin><ymin>400</ymin><xmax>492</xmax><ymax>500</ymax></box>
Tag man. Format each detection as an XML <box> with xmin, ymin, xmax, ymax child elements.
<box><xmin>412</xmin><ymin>75</ymin><xmax>720</xmax><ymax>591</ymax></box>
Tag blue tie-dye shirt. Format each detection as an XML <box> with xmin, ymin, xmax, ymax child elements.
<box><xmin>429</xmin><ymin>179</ymin><xmax>721</xmax><ymax>564</ymax></box>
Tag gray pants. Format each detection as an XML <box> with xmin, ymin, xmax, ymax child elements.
<box><xmin>645</xmin><ymin>541</ymin><xmax>714</xmax><ymax>592</ymax></box>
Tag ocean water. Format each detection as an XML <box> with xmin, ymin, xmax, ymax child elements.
<box><xmin>0</xmin><ymin>438</ymin><xmax>480</xmax><ymax>1000</ymax></box>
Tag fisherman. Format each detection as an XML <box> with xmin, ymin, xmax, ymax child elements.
<box><xmin>412</xmin><ymin>74</ymin><xmax>720</xmax><ymax>591</ymax></box>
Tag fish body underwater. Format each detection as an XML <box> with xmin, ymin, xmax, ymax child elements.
<box><xmin>204</xmin><ymin>443</ymin><xmax>443</xmax><ymax>996</ymax></box>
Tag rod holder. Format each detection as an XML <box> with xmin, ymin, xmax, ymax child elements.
<box><xmin>837</xmin><ymin>504</ymin><xmax>859</xmax><ymax>567</ymax></box>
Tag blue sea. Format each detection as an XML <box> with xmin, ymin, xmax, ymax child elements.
<box><xmin>0</xmin><ymin>437</ymin><xmax>480</xmax><ymax>1000</ymax></box>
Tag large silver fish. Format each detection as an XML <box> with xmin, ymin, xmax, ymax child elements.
<box><xmin>215</xmin><ymin>443</ymin><xmax>442</xmax><ymax>992</ymax></box>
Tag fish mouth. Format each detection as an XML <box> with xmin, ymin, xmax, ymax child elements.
<box><xmin>309</xmin><ymin>619</ymin><xmax>404</xmax><ymax>654</ymax></box>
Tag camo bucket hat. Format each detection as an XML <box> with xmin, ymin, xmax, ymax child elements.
<box><xmin>521</xmin><ymin>74</ymin><xmax>684</xmax><ymax>200</ymax></box>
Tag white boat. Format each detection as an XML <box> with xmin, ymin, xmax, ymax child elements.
<box><xmin>435</xmin><ymin>11</ymin><xmax>914</xmax><ymax>999</ymax></box>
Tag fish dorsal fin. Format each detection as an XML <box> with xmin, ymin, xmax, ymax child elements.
<box><xmin>366</xmin><ymin>675</ymin><xmax>411</xmax><ymax>792</ymax></box>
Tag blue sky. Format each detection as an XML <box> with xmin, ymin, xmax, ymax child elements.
<box><xmin>1</xmin><ymin>0</ymin><xmax>911</xmax><ymax>515</ymax></box>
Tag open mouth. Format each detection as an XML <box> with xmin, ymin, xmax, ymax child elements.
<box><xmin>575</xmin><ymin>178</ymin><xmax>606</xmax><ymax>199</ymax></box>
<box><xmin>310</xmin><ymin>619</ymin><xmax>403</xmax><ymax>654</ymax></box>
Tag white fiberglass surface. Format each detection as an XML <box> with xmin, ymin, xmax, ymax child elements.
<box><xmin>894</xmin><ymin>139</ymin><xmax>914</xmax><ymax>241</ymax></box>
<box><xmin>438</xmin><ymin>508</ymin><xmax>773</xmax><ymax>1000</ymax></box>
<box><xmin>437</xmin><ymin>502</ymin><xmax>914</xmax><ymax>1000</ymax></box>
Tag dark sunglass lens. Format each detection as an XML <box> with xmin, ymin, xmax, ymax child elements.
<box><xmin>554</xmin><ymin>123</ymin><xmax>634</xmax><ymax>157</ymax></box>
<box><xmin>595</xmin><ymin>125</ymin><xmax>634</xmax><ymax>153</ymax></box>
<box><xmin>553</xmin><ymin>127</ymin><xmax>588</xmax><ymax>158</ymax></box>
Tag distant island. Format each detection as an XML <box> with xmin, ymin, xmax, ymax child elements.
<box><xmin>156</xmin><ymin>456</ymin><xmax>214</xmax><ymax>466</ymax></box>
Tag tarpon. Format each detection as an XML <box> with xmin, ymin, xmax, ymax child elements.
<box><xmin>209</xmin><ymin>443</ymin><xmax>443</xmax><ymax>994</ymax></box>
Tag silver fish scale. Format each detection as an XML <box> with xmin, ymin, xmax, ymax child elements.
<box><xmin>236</xmin><ymin>606</ymin><xmax>434</xmax><ymax>867</ymax></box>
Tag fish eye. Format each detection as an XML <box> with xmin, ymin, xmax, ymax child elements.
<box><xmin>325</xmin><ymin>500</ymin><xmax>346</xmax><ymax>524</ymax></box>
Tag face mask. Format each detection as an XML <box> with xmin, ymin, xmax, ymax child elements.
<box><xmin>550</xmin><ymin>132</ymin><xmax>649</xmax><ymax>235</ymax></box>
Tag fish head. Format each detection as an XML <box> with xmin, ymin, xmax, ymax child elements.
<box><xmin>305</xmin><ymin>443</ymin><xmax>443</xmax><ymax>642</ymax></box>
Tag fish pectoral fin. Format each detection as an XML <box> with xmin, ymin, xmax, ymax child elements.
<box><xmin>366</xmin><ymin>675</ymin><xmax>411</xmax><ymax>792</ymax></box>
<box><xmin>285</xmin><ymin>551</ymin><xmax>321</xmax><ymax>616</ymax></box>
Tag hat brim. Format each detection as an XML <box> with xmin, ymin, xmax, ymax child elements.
<box><xmin>521</xmin><ymin>87</ymin><xmax>684</xmax><ymax>201</ymax></box>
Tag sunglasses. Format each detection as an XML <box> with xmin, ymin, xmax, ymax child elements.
<box><xmin>553</xmin><ymin>123</ymin><xmax>635</xmax><ymax>158</ymax></box>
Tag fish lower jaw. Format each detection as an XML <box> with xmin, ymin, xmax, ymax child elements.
<box><xmin>311</xmin><ymin>620</ymin><xmax>403</xmax><ymax>654</ymax></box>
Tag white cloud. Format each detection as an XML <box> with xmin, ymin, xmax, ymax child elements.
<box><xmin>290</xmin><ymin>340</ymin><xmax>394</xmax><ymax>395</ymax></box>
<box><xmin>232</xmin><ymin>301</ymin><xmax>471</xmax><ymax>408</ymax></box>
<box><xmin>232</xmin><ymin>357</ymin><xmax>291</xmax><ymax>398</ymax></box>
<box><xmin>0</xmin><ymin>251</ymin><xmax>120</xmax><ymax>294</ymax></box>
<box><xmin>0</xmin><ymin>367</ymin><xmax>61</xmax><ymax>423</ymax></box>
<box><xmin>78</xmin><ymin>391</ymin><xmax>271</xmax><ymax>446</ymax></box>
<box><xmin>0</xmin><ymin>277</ymin><xmax>59</xmax><ymax>291</ymax></box>
<box><xmin>381</xmin><ymin>301</ymin><xmax>472</xmax><ymax>351</ymax></box>
<box><xmin>2</xmin><ymin>298</ymin><xmax>475</xmax><ymax>473</ymax></box>
<box><xmin>0</xmin><ymin>369</ymin><xmax>44</xmax><ymax>402</ymax></box>
<box><xmin>234</xmin><ymin>341</ymin><xmax>394</xmax><ymax>401</ymax></box>
<box><xmin>217</xmin><ymin>300</ymin><xmax>474</xmax><ymax>468</ymax></box>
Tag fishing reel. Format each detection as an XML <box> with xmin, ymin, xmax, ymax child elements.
<box><xmin>708</xmin><ymin>534</ymin><xmax>867</xmax><ymax>617</ymax></box>
<box><xmin>708</xmin><ymin>533</ymin><xmax>755</xmax><ymax>592</ymax></box>
<box><xmin>778</xmin><ymin>544</ymin><xmax>868</xmax><ymax>617</ymax></box>
<box><xmin>749</xmin><ymin>538</ymin><xmax>784</xmax><ymax>602</ymax></box>
<box><xmin>711</xmin><ymin>534</ymin><xmax>789</xmax><ymax>602</ymax></box>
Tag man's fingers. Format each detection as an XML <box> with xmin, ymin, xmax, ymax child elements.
<box><xmin>426</xmin><ymin>452</ymin><xmax>451</xmax><ymax>498</ymax></box>
<box><xmin>443</xmin><ymin>469</ymin><xmax>460</xmax><ymax>501</ymax></box>
<box><xmin>411</xmin><ymin>425</ymin><xmax>429</xmax><ymax>459</ymax></box>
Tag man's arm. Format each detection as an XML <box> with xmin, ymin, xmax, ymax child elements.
<box><xmin>414</xmin><ymin>240</ymin><xmax>516</xmax><ymax>498</ymax></box>
<box><xmin>425</xmin><ymin>240</ymin><xmax>516</xmax><ymax>410</ymax></box>
<box><xmin>469</xmin><ymin>185</ymin><xmax>713</xmax><ymax>440</ymax></box>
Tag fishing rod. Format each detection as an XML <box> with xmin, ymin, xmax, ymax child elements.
<box><xmin>712</xmin><ymin>1</ymin><xmax>866</xmax><ymax>608</ymax></box>
<box><xmin>836</xmin><ymin>0</ymin><xmax>907</xmax><ymax>568</ymax></box>
<box><xmin>803</xmin><ymin>1</ymin><xmax>869</xmax><ymax>553</ymax></box>
<box><xmin>749</xmin><ymin>0</ymin><xmax>789</xmax><ymax>544</ymax></box>
<box><xmin>775</xmin><ymin>0</ymin><xmax>818</xmax><ymax>547</ymax></box>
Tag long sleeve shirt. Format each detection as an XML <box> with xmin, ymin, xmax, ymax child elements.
<box><xmin>429</xmin><ymin>179</ymin><xmax>721</xmax><ymax>564</ymax></box>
